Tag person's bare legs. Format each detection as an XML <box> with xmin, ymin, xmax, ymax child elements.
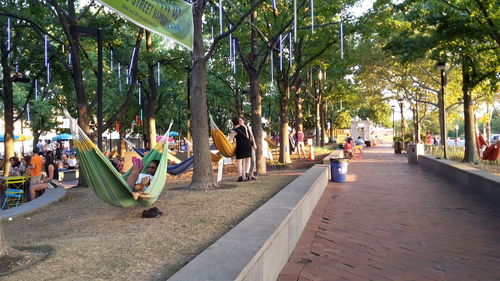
<box><xmin>297</xmin><ymin>142</ymin><xmax>306</xmax><ymax>159</ymax></box>
<box><xmin>127</xmin><ymin>157</ymin><xmax>151</xmax><ymax>200</ymax></box>
<box><xmin>236</xmin><ymin>159</ymin><xmax>244</xmax><ymax>181</ymax></box>
<box><xmin>30</xmin><ymin>182</ymin><xmax>47</xmax><ymax>201</ymax></box>
<box><xmin>126</xmin><ymin>157</ymin><xmax>143</xmax><ymax>189</ymax></box>
<box><xmin>243</xmin><ymin>157</ymin><xmax>252</xmax><ymax>179</ymax></box>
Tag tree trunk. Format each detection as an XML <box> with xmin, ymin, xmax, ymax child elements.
<box><xmin>462</xmin><ymin>64</ymin><xmax>476</xmax><ymax>163</ymax></box>
<box><xmin>249</xmin><ymin>75</ymin><xmax>265</xmax><ymax>174</ymax></box>
<box><xmin>278</xmin><ymin>83</ymin><xmax>291</xmax><ymax>164</ymax></box>
<box><xmin>1</xmin><ymin>35</ymin><xmax>15</xmax><ymax>176</ymax></box>
<box><xmin>145</xmin><ymin>31</ymin><xmax>158</xmax><ymax>149</ymax></box>
<box><xmin>295</xmin><ymin>89</ymin><xmax>304</xmax><ymax>131</ymax></box>
<box><xmin>248</xmin><ymin>8</ymin><xmax>266</xmax><ymax>175</ymax></box>
<box><xmin>188</xmin><ymin>1</ymin><xmax>217</xmax><ymax>189</ymax></box>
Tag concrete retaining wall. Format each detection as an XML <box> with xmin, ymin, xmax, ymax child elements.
<box><xmin>168</xmin><ymin>165</ymin><xmax>329</xmax><ymax>281</ymax></box>
<box><xmin>419</xmin><ymin>155</ymin><xmax>500</xmax><ymax>205</ymax></box>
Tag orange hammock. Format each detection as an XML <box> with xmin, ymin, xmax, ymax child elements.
<box><xmin>477</xmin><ymin>134</ymin><xmax>500</xmax><ymax>161</ymax></box>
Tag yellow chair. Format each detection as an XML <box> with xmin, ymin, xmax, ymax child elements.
<box><xmin>353</xmin><ymin>145</ymin><xmax>363</xmax><ymax>160</ymax></box>
<box><xmin>4</xmin><ymin>176</ymin><xmax>28</xmax><ymax>202</ymax></box>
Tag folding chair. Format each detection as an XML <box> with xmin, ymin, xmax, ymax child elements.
<box><xmin>2</xmin><ymin>188</ymin><xmax>24</xmax><ymax>209</ymax></box>
<box><xmin>353</xmin><ymin>145</ymin><xmax>363</xmax><ymax>160</ymax></box>
<box><xmin>4</xmin><ymin>176</ymin><xmax>28</xmax><ymax>202</ymax></box>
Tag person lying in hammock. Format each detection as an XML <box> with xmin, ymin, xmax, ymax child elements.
<box><xmin>126</xmin><ymin>157</ymin><xmax>159</xmax><ymax>201</ymax></box>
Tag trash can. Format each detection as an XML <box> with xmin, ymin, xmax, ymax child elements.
<box><xmin>394</xmin><ymin>141</ymin><xmax>402</xmax><ymax>154</ymax></box>
<box><xmin>330</xmin><ymin>158</ymin><xmax>349</xmax><ymax>183</ymax></box>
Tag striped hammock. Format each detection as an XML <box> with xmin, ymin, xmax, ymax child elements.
<box><xmin>63</xmin><ymin>109</ymin><xmax>170</xmax><ymax>208</ymax></box>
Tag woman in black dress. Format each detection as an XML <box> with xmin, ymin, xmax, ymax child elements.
<box><xmin>229</xmin><ymin>117</ymin><xmax>256</xmax><ymax>182</ymax></box>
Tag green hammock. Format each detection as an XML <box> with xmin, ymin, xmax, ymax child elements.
<box><xmin>64</xmin><ymin>109</ymin><xmax>170</xmax><ymax>207</ymax></box>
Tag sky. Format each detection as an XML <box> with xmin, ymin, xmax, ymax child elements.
<box><xmin>347</xmin><ymin>0</ymin><xmax>375</xmax><ymax>17</ymax></box>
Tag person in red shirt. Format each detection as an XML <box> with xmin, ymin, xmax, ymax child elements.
<box><xmin>425</xmin><ymin>133</ymin><xmax>433</xmax><ymax>145</ymax></box>
<box><xmin>344</xmin><ymin>139</ymin><xmax>354</xmax><ymax>159</ymax></box>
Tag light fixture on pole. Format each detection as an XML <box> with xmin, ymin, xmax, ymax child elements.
<box><xmin>70</xmin><ymin>25</ymin><xmax>103</xmax><ymax>150</ymax></box>
<box><xmin>436</xmin><ymin>61</ymin><xmax>447</xmax><ymax>159</ymax></box>
<box><xmin>391</xmin><ymin>105</ymin><xmax>395</xmax><ymax>137</ymax></box>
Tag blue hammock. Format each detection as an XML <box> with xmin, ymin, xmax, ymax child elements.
<box><xmin>167</xmin><ymin>157</ymin><xmax>194</xmax><ymax>175</ymax></box>
<box><xmin>123</xmin><ymin>138</ymin><xmax>193</xmax><ymax>176</ymax></box>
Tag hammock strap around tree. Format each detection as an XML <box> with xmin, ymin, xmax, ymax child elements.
<box><xmin>64</xmin><ymin>108</ymin><xmax>171</xmax><ymax>207</ymax></box>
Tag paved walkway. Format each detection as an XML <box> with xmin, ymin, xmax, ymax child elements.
<box><xmin>279</xmin><ymin>144</ymin><xmax>500</xmax><ymax>281</ymax></box>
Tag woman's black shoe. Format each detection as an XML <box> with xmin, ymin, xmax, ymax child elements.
<box><xmin>237</xmin><ymin>176</ymin><xmax>245</xmax><ymax>182</ymax></box>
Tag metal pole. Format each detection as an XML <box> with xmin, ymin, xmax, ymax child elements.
<box><xmin>392</xmin><ymin>107</ymin><xmax>395</xmax><ymax>137</ymax></box>
<box><xmin>439</xmin><ymin>69</ymin><xmax>447</xmax><ymax>159</ymax></box>
<box><xmin>97</xmin><ymin>28</ymin><xmax>103</xmax><ymax>150</ymax></box>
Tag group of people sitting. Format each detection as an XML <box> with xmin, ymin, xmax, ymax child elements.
<box><xmin>343</xmin><ymin>135</ymin><xmax>365</xmax><ymax>159</ymax></box>
<box><xmin>0</xmin><ymin>147</ymin><xmax>63</xmax><ymax>203</ymax></box>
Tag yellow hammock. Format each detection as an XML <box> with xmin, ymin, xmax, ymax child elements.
<box><xmin>209</xmin><ymin>115</ymin><xmax>235</xmax><ymax>157</ymax></box>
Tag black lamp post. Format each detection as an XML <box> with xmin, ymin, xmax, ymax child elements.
<box><xmin>397</xmin><ymin>98</ymin><xmax>404</xmax><ymax>138</ymax></box>
<box><xmin>436</xmin><ymin>62</ymin><xmax>447</xmax><ymax>159</ymax></box>
<box><xmin>70</xmin><ymin>25</ymin><xmax>103</xmax><ymax>150</ymax></box>
<box><xmin>391</xmin><ymin>105</ymin><xmax>395</xmax><ymax>138</ymax></box>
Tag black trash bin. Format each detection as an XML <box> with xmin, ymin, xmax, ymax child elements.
<box><xmin>394</xmin><ymin>141</ymin><xmax>402</xmax><ymax>154</ymax></box>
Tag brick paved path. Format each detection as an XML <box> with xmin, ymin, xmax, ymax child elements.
<box><xmin>279</xmin><ymin>145</ymin><xmax>500</xmax><ymax>281</ymax></box>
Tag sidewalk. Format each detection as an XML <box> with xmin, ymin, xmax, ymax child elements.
<box><xmin>279</xmin><ymin>144</ymin><xmax>500</xmax><ymax>281</ymax></box>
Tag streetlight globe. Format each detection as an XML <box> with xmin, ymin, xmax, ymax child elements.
<box><xmin>436</xmin><ymin>62</ymin><xmax>446</xmax><ymax>70</ymax></box>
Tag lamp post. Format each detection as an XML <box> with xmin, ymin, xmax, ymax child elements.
<box><xmin>436</xmin><ymin>62</ymin><xmax>447</xmax><ymax>159</ymax></box>
<box><xmin>391</xmin><ymin>105</ymin><xmax>395</xmax><ymax>138</ymax></box>
<box><xmin>397</xmin><ymin>98</ymin><xmax>404</xmax><ymax>139</ymax></box>
<box><xmin>455</xmin><ymin>124</ymin><xmax>459</xmax><ymax>145</ymax></box>
<box><xmin>70</xmin><ymin>25</ymin><xmax>103</xmax><ymax>150</ymax></box>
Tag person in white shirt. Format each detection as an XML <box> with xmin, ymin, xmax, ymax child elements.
<box><xmin>355</xmin><ymin>136</ymin><xmax>365</xmax><ymax>146</ymax></box>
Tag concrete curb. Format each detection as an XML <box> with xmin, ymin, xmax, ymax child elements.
<box><xmin>419</xmin><ymin>155</ymin><xmax>500</xmax><ymax>205</ymax></box>
<box><xmin>0</xmin><ymin>187</ymin><xmax>67</xmax><ymax>220</ymax></box>
<box><xmin>168</xmin><ymin>164</ymin><xmax>329</xmax><ymax>281</ymax></box>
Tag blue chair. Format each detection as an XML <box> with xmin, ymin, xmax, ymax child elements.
<box><xmin>2</xmin><ymin>188</ymin><xmax>24</xmax><ymax>209</ymax></box>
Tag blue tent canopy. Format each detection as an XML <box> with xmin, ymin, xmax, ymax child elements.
<box><xmin>0</xmin><ymin>134</ymin><xmax>20</xmax><ymax>142</ymax></box>
<box><xmin>169</xmin><ymin>131</ymin><xmax>179</xmax><ymax>137</ymax></box>
<box><xmin>52</xmin><ymin>133</ymin><xmax>73</xmax><ymax>141</ymax></box>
